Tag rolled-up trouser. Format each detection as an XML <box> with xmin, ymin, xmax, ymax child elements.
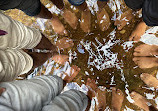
<box><xmin>0</xmin><ymin>12</ymin><xmax>42</xmax><ymax>82</ymax></box>
<box><xmin>42</xmin><ymin>89</ymin><xmax>88</xmax><ymax>111</ymax></box>
<box><xmin>68</xmin><ymin>0</ymin><xmax>108</xmax><ymax>6</ymax></box>
<box><xmin>0</xmin><ymin>12</ymin><xmax>42</xmax><ymax>50</ymax></box>
<box><xmin>0</xmin><ymin>75</ymin><xmax>88</xmax><ymax>111</ymax></box>
<box><xmin>0</xmin><ymin>49</ymin><xmax>33</xmax><ymax>82</ymax></box>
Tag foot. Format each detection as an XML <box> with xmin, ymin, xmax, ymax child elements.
<box><xmin>134</xmin><ymin>44</ymin><xmax>158</xmax><ymax>56</ymax></box>
<box><xmin>63</xmin><ymin>9</ymin><xmax>78</xmax><ymax>29</ymax></box>
<box><xmin>97</xmin><ymin>8</ymin><xmax>110</xmax><ymax>31</ymax></box>
<box><xmin>133</xmin><ymin>57</ymin><xmax>158</xmax><ymax>69</ymax></box>
<box><xmin>52</xmin><ymin>54</ymin><xmax>69</xmax><ymax>65</ymax></box>
<box><xmin>130</xmin><ymin>91</ymin><xmax>149</xmax><ymax>111</ymax></box>
<box><xmin>51</xmin><ymin>15</ymin><xmax>67</xmax><ymax>35</ymax></box>
<box><xmin>56</xmin><ymin>37</ymin><xmax>74</xmax><ymax>50</ymax></box>
<box><xmin>86</xmin><ymin>78</ymin><xmax>97</xmax><ymax>99</ymax></box>
<box><xmin>63</xmin><ymin>65</ymin><xmax>80</xmax><ymax>83</ymax></box>
<box><xmin>95</xmin><ymin>88</ymin><xmax>106</xmax><ymax>111</ymax></box>
<box><xmin>140</xmin><ymin>73</ymin><xmax>158</xmax><ymax>89</ymax></box>
<box><xmin>86</xmin><ymin>78</ymin><xmax>106</xmax><ymax>111</ymax></box>
<box><xmin>114</xmin><ymin>9</ymin><xmax>134</xmax><ymax>30</ymax></box>
<box><xmin>111</xmin><ymin>87</ymin><xmax>124</xmax><ymax>111</ymax></box>
<box><xmin>129</xmin><ymin>21</ymin><xmax>147</xmax><ymax>41</ymax></box>
<box><xmin>80</xmin><ymin>9</ymin><xmax>91</xmax><ymax>33</ymax></box>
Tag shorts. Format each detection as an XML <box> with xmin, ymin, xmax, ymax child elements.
<box><xmin>68</xmin><ymin>0</ymin><xmax>108</xmax><ymax>6</ymax></box>
<box><xmin>0</xmin><ymin>0</ymin><xmax>41</xmax><ymax>16</ymax></box>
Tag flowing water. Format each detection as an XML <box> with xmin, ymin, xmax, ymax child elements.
<box><xmin>4</xmin><ymin>0</ymin><xmax>158</xmax><ymax>110</ymax></box>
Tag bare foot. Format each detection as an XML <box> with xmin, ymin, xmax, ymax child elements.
<box><xmin>63</xmin><ymin>65</ymin><xmax>80</xmax><ymax>83</ymax></box>
<box><xmin>130</xmin><ymin>91</ymin><xmax>149</xmax><ymax>111</ymax></box>
<box><xmin>86</xmin><ymin>78</ymin><xmax>97</xmax><ymax>99</ymax></box>
<box><xmin>95</xmin><ymin>88</ymin><xmax>106</xmax><ymax>111</ymax></box>
<box><xmin>0</xmin><ymin>87</ymin><xmax>5</xmax><ymax>95</ymax></box>
<box><xmin>86</xmin><ymin>78</ymin><xmax>106</xmax><ymax>111</ymax></box>
<box><xmin>140</xmin><ymin>73</ymin><xmax>158</xmax><ymax>89</ymax></box>
<box><xmin>52</xmin><ymin>54</ymin><xmax>69</xmax><ymax>65</ymax></box>
<box><xmin>56</xmin><ymin>37</ymin><xmax>74</xmax><ymax>50</ymax></box>
<box><xmin>97</xmin><ymin>8</ymin><xmax>110</xmax><ymax>31</ymax></box>
<box><xmin>114</xmin><ymin>9</ymin><xmax>134</xmax><ymax>30</ymax></box>
<box><xmin>129</xmin><ymin>21</ymin><xmax>147</xmax><ymax>41</ymax></box>
<box><xmin>51</xmin><ymin>15</ymin><xmax>67</xmax><ymax>35</ymax></box>
<box><xmin>111</xmin><ymin>87</ymin><xmax>124</xmax><ymax>111</ymax></box>
<box><xmin>63</xmin><ymin>9</ymin><xmax>78</xmax><ymax>29</ymax></box>
<box><xmin>133</xmin><ymin>57</ymin><xmax>158</xmax><ymax>69</ymax></box>
<box><xmin>80</xmin><ymin>9</ymin><xmax>91</xmax><ymax>33</ymax></box>
<box><xmin>134</xmin><ymin>44</ymin><xmax>158</xmax><ymax>56</ymax></box>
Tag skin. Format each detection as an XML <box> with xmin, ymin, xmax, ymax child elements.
<box><xmin>34</xmin><ymin>1</ymin><xmax>67</xmax><ymax>35</ymax></box>
<box><xmin>130</xmin><ymin>91</ymin><xmax>149</xmax><ymax>111</ymax></box>
<box><xmin>133</xmin><ymin>57</ymin><xmax>158</xmax><ymax>69</ymax></box>
<box><xmin>97</xmin><ymin>1</ymin><xmax>110</xmax><ymax>31</ymax></box>
<box><xmin>114</xmin><ymin>9</ymin><xmax>134</xmax><ymax>30</ymax></box>
<box><xmin>76</xmin><ymin>2</ymin><xmax>91</xmax><ymax>33</ymax></box>
<box><xmin>86</xmin><ymin>78</ymin><xmax>107</xmax><ymax>111</ymax></box>
<box><xmin>111</xmin><ymin>87</ymin><xmax>124</xmax><ymax>111</ymax></box>
<box><xmin>129</xmin><ymin>20</ymin><xmax>147</xmax><ymax>41</ymax></box>
<box><xmin>63</xmin><ymin>65</ymin><xmax>80</xmax><ymax>83</ymax></box>
<box><xmin>140</xmin><ymin>73</ymin><xmax>158</xmax><ymax>89</ymax></box>
<box><xmin>62</xmin><ymin>9</ymin><xmax>78</xmax><ymax>29</ymax></box>
<box><xmin>27</xmin><ymin>34</ymin><xmax>74</xmax><ymax>69</ymax></box>
<box><xmin>0</xmin><ymin>88</ymin><xmax>5</xmax><ymax>96</ymax></box>
<box><xmin>133</xmin><ymin>44</ymin><xmax>158</xmax><ymax>57</ymax></box>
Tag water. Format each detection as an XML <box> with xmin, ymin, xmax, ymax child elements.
<box><xmin>4</xmin><ymin>0</ymin><xmax>158</xmax><ymax>110</ymax></box>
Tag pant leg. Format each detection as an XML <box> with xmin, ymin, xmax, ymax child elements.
<box><xmin>0</xmin><ymin>75</ymin><xmax>63</xmax><ymax>111</ymax></box>
<box><xmin>68</xmin><ymin>0</ymin><xmax>85</xmax><ymax>6</ymax></box>
<box><xmin>124</xmin><ymin>0</ymin><xmax>144</xmax><ymax>10</ymax></box>
<box><xmin>42</xmin><ymin>89</ymin><xmax>88</xmax><ymax>111</ymax></box>
<box><xmin>0</xmin><ymin>12</ymin><xmax>42</xmax><ymax>50</ymax></box>
<box><xmin>0</xmin><ymin>49</ymin><xmax>33</xmax><ymax>82</ymax></box>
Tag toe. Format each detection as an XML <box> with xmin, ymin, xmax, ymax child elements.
<box><xmin>133</xmin><ymin>36</ymin><xmax>140</xmax><ymax>42</ymax></box>
<box><xmin>129</xmin><ymin>34</ymin><xmax>135</xmax><ymax>41</ymax></box>
<box><xmin>133</xmin><ymin>52</ymin><xmax>140</xmax><ymax>56</ymax></box>
<box><xmin>116</xmin><ymin>89</ymin><xmax>123</xmax><ymax>95</ymax></box>
<box><xmin>134</xmin><ymin>47</ymin><xmax>141</xmax><ymax>52</ymax></box>
<box><xmin>112</xmin><ymin>87</ymin><xmax>116</xmax><ymax>91</ymax></box>
<box><xmin>140</xmin><ymin>73</ymin><xmax>149</xmax><ymax>80</ymax></box>
<box><xmin>114</xmin><ymin>19</ymin><xmax>120</xmax><ymax>26</ymax></box>
<box><xmin>130</xmin><ymin>91</ymin><xmax>136</xmax><ymax>98</ymax></box>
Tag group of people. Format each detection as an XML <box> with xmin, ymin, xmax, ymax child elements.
<box><xmin>0</xmin><ymin>0</ymin><xmax>158</xmax><ymax>110</ymax></box>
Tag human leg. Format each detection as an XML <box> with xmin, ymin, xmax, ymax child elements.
<box><xmin>42</xmin><ymin>89</ymin><xmax>88</xmax><ymax>111</ymax></box>
<box><xmin>86</xmin><ymin>78</ymin><xmax>106</xmax><ymax>111</ymax></box>
<box><xmin>0</xmin><ymin>49</ymin><xmax>33</xmax><ymax>82</ymax></box>
<box><xmin>97</xmin><ymin>0</ymin><xmax>110</xmax><ymax>31</ymax></box>
<box><xmin>68</xmin><ymin>0</ymin><xmax>91</xmax><ymax>32</ymax></box>
<box><xmin>111</xmin><ymin>87</ymin><xmax>124</xmax><ymax>111</ymax></box>
<box><xmin>129</xmin><ymin>20</ymin><xmax>147</xmax><ymax>41</ymax></box>
<box><xmin>0</xmin><ymin>75</ymin><xmax>64</xmax><ymax>111</ymax></box>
